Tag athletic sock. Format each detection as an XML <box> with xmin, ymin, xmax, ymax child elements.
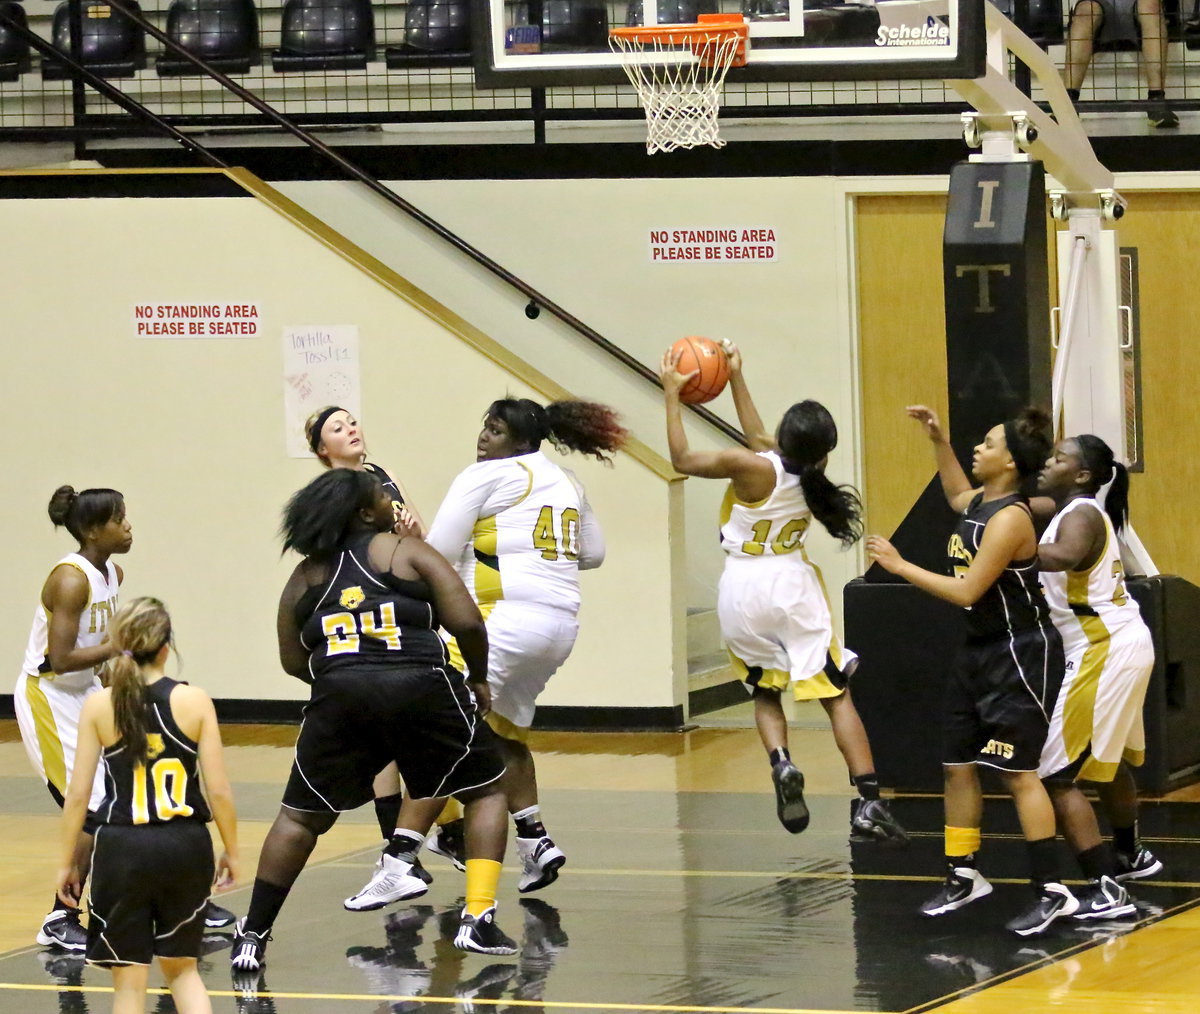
<box><xmin>464</xmin><ymin>859</ymin><xmax>503</xmax><ymax>918</ymax></box>
<box><xmin>244</xmin><ymin>878</ymin><xmax>291</xmax><ymax>935</ymax></box>
<box><xmin>852</xmin><ymin>773</ymin><xmax>880</xmax><ymax>801</ymax></box>
<box><xmin>769</xmin><ymin>747</ymin><xmax>791</xmax><ymax>767</ymax></box>
<box><xmin>374</xmin><ymin>793</ymin><xmax>403</xmax><ymax>841</ymax></box>
<box><xmin>1027</xmin><ymin>836</ymin><xmax>1059</xmax><ymax>889</ymax></box>
<box><xmin>1076</xmin><ymin>843</ymin><xmax>1113</xmax><ymax>881</ymax></box>
<box><xmin>513</xmin><ymin>804</ymin><xmax>547</xmax><ymax>839</ymax></box>
<box><xmin>1149</xmin><ymin>89</ymin><xmax>1165</xmax><ymax>101</ymax></box>
<box><xmin>945</xmin><ymin>826</ymin><xmax>981</xmax><ymax>869</ymax></box>
<box><xmin>1112</xmin><ymin>822</ymin><xmax>1139</xmax><ymax>856</ymax></box>
<box><xmin>384</xmin><ymin>829</ymin><xmax>425</xmax><ymax>860</ymax></box>
<box><xmin>1067</xmin><ymin>88</ymin><xmax>1081</xmax><ymax>102</ymax></box>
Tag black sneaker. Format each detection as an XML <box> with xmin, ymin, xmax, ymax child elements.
<box><xmin>427</xmin><ymin>819</ymin><xmax>467</xmax><ymax>873</ymax></box>
<box><xmin>920</xmin><ymin>867</ymin><xmax>993</xmax><ymax>917</ymax></box>
<box><xmin>454</xmin><ymin>907</ymin><xmax>518</xmax><ymax>956</ymax></box>
<box><xmin>1074</xmin><ymin>876</ymin><xmax>1137</xmax><ymax>920</ymax></box>
<box><xmin>771</xmin><ymin>761</ymin><xmax>809</xmax><ymax>834</ymax></box>
<box><xmin>1148</xmin><ymin>101</ymin><xmax>1180</xmax><ymax>129</ymax></box>
<box><xmin>205</xmin><ymin>901</ymin><xmax>237</xmax><ymax>929</ymax></box>
<box><xmin>1005</xmin><ymin>882</ymin><xmax>1080</xmax><ymax>937</ymax></box>
<box><xmin>850</xmin><ymin>798</ymin><xmax>910</xmax><ymax>846</ymax></box>
<box><xmin>1114</xmin><ymin>846</ymin><xmax>1163</xmax><ymax>882</ymax></box>
<box><xmin>36</xmin><ymin>948</ymin><xmax>85</xmax><ymax>983</ymax></box>
<box><xmin>230</xmin><ymin>918</ymin><xmax>271</xmax><ymax>972</ymax></box>
<box><xmin>36</xmin><ymin>910</ymin><xmax>87</xmax><ymax>953</ymax></box>
<box><xmin>456</xmin><ymin>962</ymin><xmax>518</xmax><ymax>1012</ymax></box>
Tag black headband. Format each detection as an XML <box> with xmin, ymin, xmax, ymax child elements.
<box><xmin>309</xmin><ymin>406</ymin><xmax>347</xmax><ymax>454</ymax></box>
<box><xmin>1003</xmin><ymin>419</ymin><xmax>1045</xmax><ymax>478</ymax></box>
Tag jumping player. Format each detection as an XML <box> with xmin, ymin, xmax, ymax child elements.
<box><xmin>55</xmin><ymin>597</ymin><xmax>239</xmax><ymax>1014</ymax></box>
<box><xmin>17</xmin><ymin>487</ymin><xmax>130</xmax><ymax>951</ymax></box>
<box><xmin>231</xmin><ymin>469</ymin><xmax>517</xmax><ymax>978</ymax></box>
<box><xmin>1036</xmin><ymin>434</ymin><xmax>1159</xmax><ymax>918</ymax></box>
<box><xmin>388</xmin><ymin>397</ymin><xmax>627</xmax><ymax>896</ymax></box>
<box><xmin>660</xmin><ymin>343</ymin><xmax>907</xmax><ymax>846</ymax></box>
<box><xmin>867</xmin><ymin>405</ymin><xmax>1076</xmax><ymax>936</ymax></box>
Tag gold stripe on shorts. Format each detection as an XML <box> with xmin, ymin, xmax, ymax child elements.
<box><xmin>24</xmin><ymin>676</ymin><xmax>68</xmax><ymax>796</ymax></box>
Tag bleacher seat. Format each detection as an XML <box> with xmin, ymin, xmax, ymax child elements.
<box><xmin>0</xmin><ymin>1</ymin><xmax>32</xmax><ymax>81</ymax></box>
<box><xmin>42</xmin><ymin>0</ymin><xmax>147</xmax><ymax>80</ymax></box>
<box><xmin>385</xmin><ymin>0</ymin><xmax>470</xmax><ymax>69</ymax></box>
<box><xmin>271</xmin><ymin>0</ymin><xmax>375</xmax><ymax>72</ymax></box>
<box><xmin>156</xmin><ymin>0</ymin><xmax>259</xmax><ymax>75</ymax></box>
<box><xmin>626</xmin><ymin>0</ymin><xmax>718</xmax><ymax>25</ymax></box>
<box><xmin>512</xmin><ymin>1</ymin><xmax>608</xmax><ymax>50</ymax></box>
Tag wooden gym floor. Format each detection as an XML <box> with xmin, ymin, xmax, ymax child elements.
<box><xmin>2</xmin><ymin>713</ymin><xmax>1200</xmax><ymax>1014</ymax></box>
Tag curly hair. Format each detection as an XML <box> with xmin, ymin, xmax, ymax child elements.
<box><xmin>281</xmin><ymin>469</ymin><xmax>383</xmax><ymax>558</ymax></box>
<box><xmin>486</xmin><ymin>398</ymin><xmax>628</xmax><ymax>464</ymax></box>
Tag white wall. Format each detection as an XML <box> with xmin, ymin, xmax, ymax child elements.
<box><xmin>0</xmin><ymin>187</ymin><xmax>682</xmax><ymax>709</ymax></box>
<box><xmin>277</xmin><ymin>176</ymin><xmax>864</xmax><ymax>628</ymax></box>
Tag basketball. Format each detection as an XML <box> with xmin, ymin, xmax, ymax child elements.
<box><xmin>670</xmin><ymin>336</ymin><xmax>730</xmax><ymax>404</ymax></box>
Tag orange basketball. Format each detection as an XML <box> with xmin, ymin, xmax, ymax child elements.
<box><xmin>670</xmin><ymin>335</ymin><xmax>730</xmax><ymax>405</ymax></box>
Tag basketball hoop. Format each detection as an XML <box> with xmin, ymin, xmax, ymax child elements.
<box><xmin>609</xmin><ymin>14</ymin><xmax>749</xmax><ymax>155</ymax></box>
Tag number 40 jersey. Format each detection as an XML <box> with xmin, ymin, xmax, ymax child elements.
<box><xmin>427</xmin><ymin>451</ymin><xmax>606</xmax><ymax>617</ymax></box>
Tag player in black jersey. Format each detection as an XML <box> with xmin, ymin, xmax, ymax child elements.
<box><xmin>232</xmin><ymin>468</ymin><xmax>516</xmax><ymax>982</ymax></box>
<box><xmin>55</xmin><ymin>597</ymin><xmax>239</xmax><ymax>1014</ymax></box>
<box><xmin>868</xmin><ymin>406</ymin><xmax>1077</xmax><ymax>937</ymax></box>
<box><xmin>305</xmin><ymin>405</ymin><xmax>461</xmax><ymax>889</ymax></box>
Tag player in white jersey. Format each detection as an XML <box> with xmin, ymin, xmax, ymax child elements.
<box><xmin>1036</xmin><ymin>434</ymin><xmax>1160</xmax><ymax>919</ymax></box>
<box><xmin>15</xmin><ymin>486</ymin><xmax>131</xmax><ymax>952</ymax></box>
<box><xmin>661</xmin><ymin>343</ymin><xmax>907</xmax><ymax>846</ymax></box>
<box><xmin>384</xmin><ymin>397</ymin><xmax>626</xmax><ymax>897</ymax></box>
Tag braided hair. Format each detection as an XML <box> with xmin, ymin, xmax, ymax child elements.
<box><xmin>1073</xmin><ymin>434</ymin><xmax>1130</xmax><ymax>534</ymax></box>
<box><xmin>775</xmin><ymin>400</ymin><xmax>863</xmax><ymax>547</ymax></box>
<box><xmin>486</xmin><ymin>398</ymin><xmax>628</xmax><ymax>464</ymax></box>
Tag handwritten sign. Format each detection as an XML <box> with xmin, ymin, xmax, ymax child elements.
<box><xmin>281</xmin><ymin>325</ymin><xmax>361</xmax><ymax>458</ymax></box>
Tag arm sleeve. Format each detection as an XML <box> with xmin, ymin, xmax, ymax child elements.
<box><xmin>572</xmin><ymin>477</ymin><xmax>606</xmax><ymax>571</ymax></box>
<box><xmin>426</xmin><ymin>464</ymin><xmax>502</xmax><ymax>563</ymax></box>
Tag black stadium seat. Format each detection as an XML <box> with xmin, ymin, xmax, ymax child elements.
<box><xmin>989</xmin><ymin>0</ymin><xmax>1065</xmax><ymax>46</ymax></box>
<box><xmin>156</xmin><ymin>0</ymin><xmax>259</xmax><ymax>75</ymax></box>
<box><xmin>42</xmin><ymin>0</ymin><xmax>147</xmax><ymax>80</ymax></box>
<box><xmin>271</xmin><ymin>0</ymin><xmax>375</xmax><ymax>72</ymax></box>
<box><xmin>625</xmin><ymin>0</ymin><xmax>718</xmax><ymax>25</ymax></box>
<box><xmin>0</xmin><ymin>1</ymin><xmax>32</xmax><ymax>81</ymax></box>
<box><xmin>512</xmin><ymin>0</ymin><xmax>608</xmax><ymax>50</ymax></box>
<box><xmin>385</xmin><ymin>0</ymin><xmax>471</xmax><ymax>69</ymax></box>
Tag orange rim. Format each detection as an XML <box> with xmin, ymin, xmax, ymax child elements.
<box><xmin>610</xmin><ymin>13</ymin><xmax>748</xmax><ymax>54</ymax></box>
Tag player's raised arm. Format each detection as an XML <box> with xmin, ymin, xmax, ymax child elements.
<box><xmin>907</xmin><ymin>405</ymin><xmax>978</xmax><ymax>513</ymax></box>
<box><xmin>721</xmin><ymin>340</ymin><xmax>774</xmax><ymax>451</ymax></box>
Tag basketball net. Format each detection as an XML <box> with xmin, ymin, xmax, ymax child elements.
<box><xmin>610</xmin><ymin>15</ymin><xmax>748</xmax><ymax>155</ymax></box>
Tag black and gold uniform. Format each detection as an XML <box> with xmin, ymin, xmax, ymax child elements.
<box><xmin>87</xmin><ymin>677</ymin><xmax>214</xmax><ymax>966</ymax></box>
<box><xmin>364</xmin><ymin>462</ymin><xmax>406</xmax><ymax>525</ymax></box>
<box><xmin>943</xmin><ymin>493</ymin><xmax>1065</xmax><ymax>773</ymax></box>
<box><xmin>283</xmin><ymin>534</ymin><xmax>504</xmax><ymax>813</ymax></box>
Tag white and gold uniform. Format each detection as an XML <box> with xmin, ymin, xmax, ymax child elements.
<box><xmin>1038</xmin><ymin>498</ymin><xmax>1154</xmax><ymax>781</ymax></box>
<box><xmin>719</xmin><ymin>451</ymin><xmax>855</xmax><ymax>699</ymax></box>
<box><xmin>15</xmin><ymin>553</ymin><xmax>117</xmax><ymax>811</ymax></box>
<box><xmin>428</xmin><ymin>451</ymin><xmax>604</xmax><ymax>735</ymax></box>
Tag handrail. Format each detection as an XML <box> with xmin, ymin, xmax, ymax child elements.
<box><xmin>74</xmin><ymin>0</ymin><xmax>750</xmax><ymax>448</ymax></box>
<box><xmin>0</xmin><ymin>9</ymin><xmax>228</xmax><ymax>171</ymax></box>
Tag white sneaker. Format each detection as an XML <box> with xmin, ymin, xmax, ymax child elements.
<box><xmin>515</xmin><ymin>836</ymin><xmax>566</xmax><ymax>894</ymax></box>
<box><xmin>344</xmin><ymin>854</ymin><xmax>429</xmax><ymax>912</ymax></box>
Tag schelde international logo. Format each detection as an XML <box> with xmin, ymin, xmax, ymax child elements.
<box><xmin>875</xmin><ymin>13</ymin><xmax>951</xmax><ymax>47</ymax></box>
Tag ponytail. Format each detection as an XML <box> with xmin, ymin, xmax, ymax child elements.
<box><xmin>485</xmin><ymin>397</ymin><xmax>628</xmax><ymax>464</ymax></box>
<box><xmin>106</xmin><ymin>597</ymin><xmax>173</xmax><ymax>767</ymax></box>
<box><xmin>797</xmin><ymin>464</ymin><xmax>864</xmax><ymax>547</ymax></box>
<box><xmin>1073</xmin><ymin>433</ymin><xmax>1129</xmax><ymax>535</ymax></box>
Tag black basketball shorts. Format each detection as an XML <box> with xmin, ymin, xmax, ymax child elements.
<box><xmin>283</xmin><ymin>663</ymin><xmax>506</xmax><ymax>813</ymax></box>
<box><xmin>943</xmin><ymin>623</ymin><xmax>1066</xmax><ymax>772</ymax></box>
<box><xmin>86</xmin><ymin>819</ymin><xmax>214</xmax><ymax>966</ymax></box>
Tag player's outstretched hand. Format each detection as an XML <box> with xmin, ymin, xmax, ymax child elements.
<box><xmin>720</xmin><ymin>338</ymin><xmax>743</xmax><ymax>374</ymax></box>
<box><xmin>214</xmin><ymin>851</ymin><xmax>239</xmax><ymax>891</ymax></box>
<box><xmin>659</xmin><ymin>349</ymin><xmax>698</xmax><ymax>398</ymax></box>
<box><xmin>866</xmin><ymin>535</ymin><xmax>904</xmax><ymax>575</ymax></box>
<box><xmin>469</xmin><ymin>677</ymin><xmax>492</xmax><ymax>718</ymax></box>
<box><xmin>56</xmin><ymin>866</ymin><xmax>82</xmax><ymax>909</ymax></box>
<box><xmin>906</xmin><ymin>405</ymin><xmax>946</xmax><ymax>443</ymax></box>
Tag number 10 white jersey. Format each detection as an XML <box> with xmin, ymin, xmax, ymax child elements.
<box><xmin>427</xmin><ymin>450</ymin><xmax>605</xmax><ymax>616</ymax></box>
